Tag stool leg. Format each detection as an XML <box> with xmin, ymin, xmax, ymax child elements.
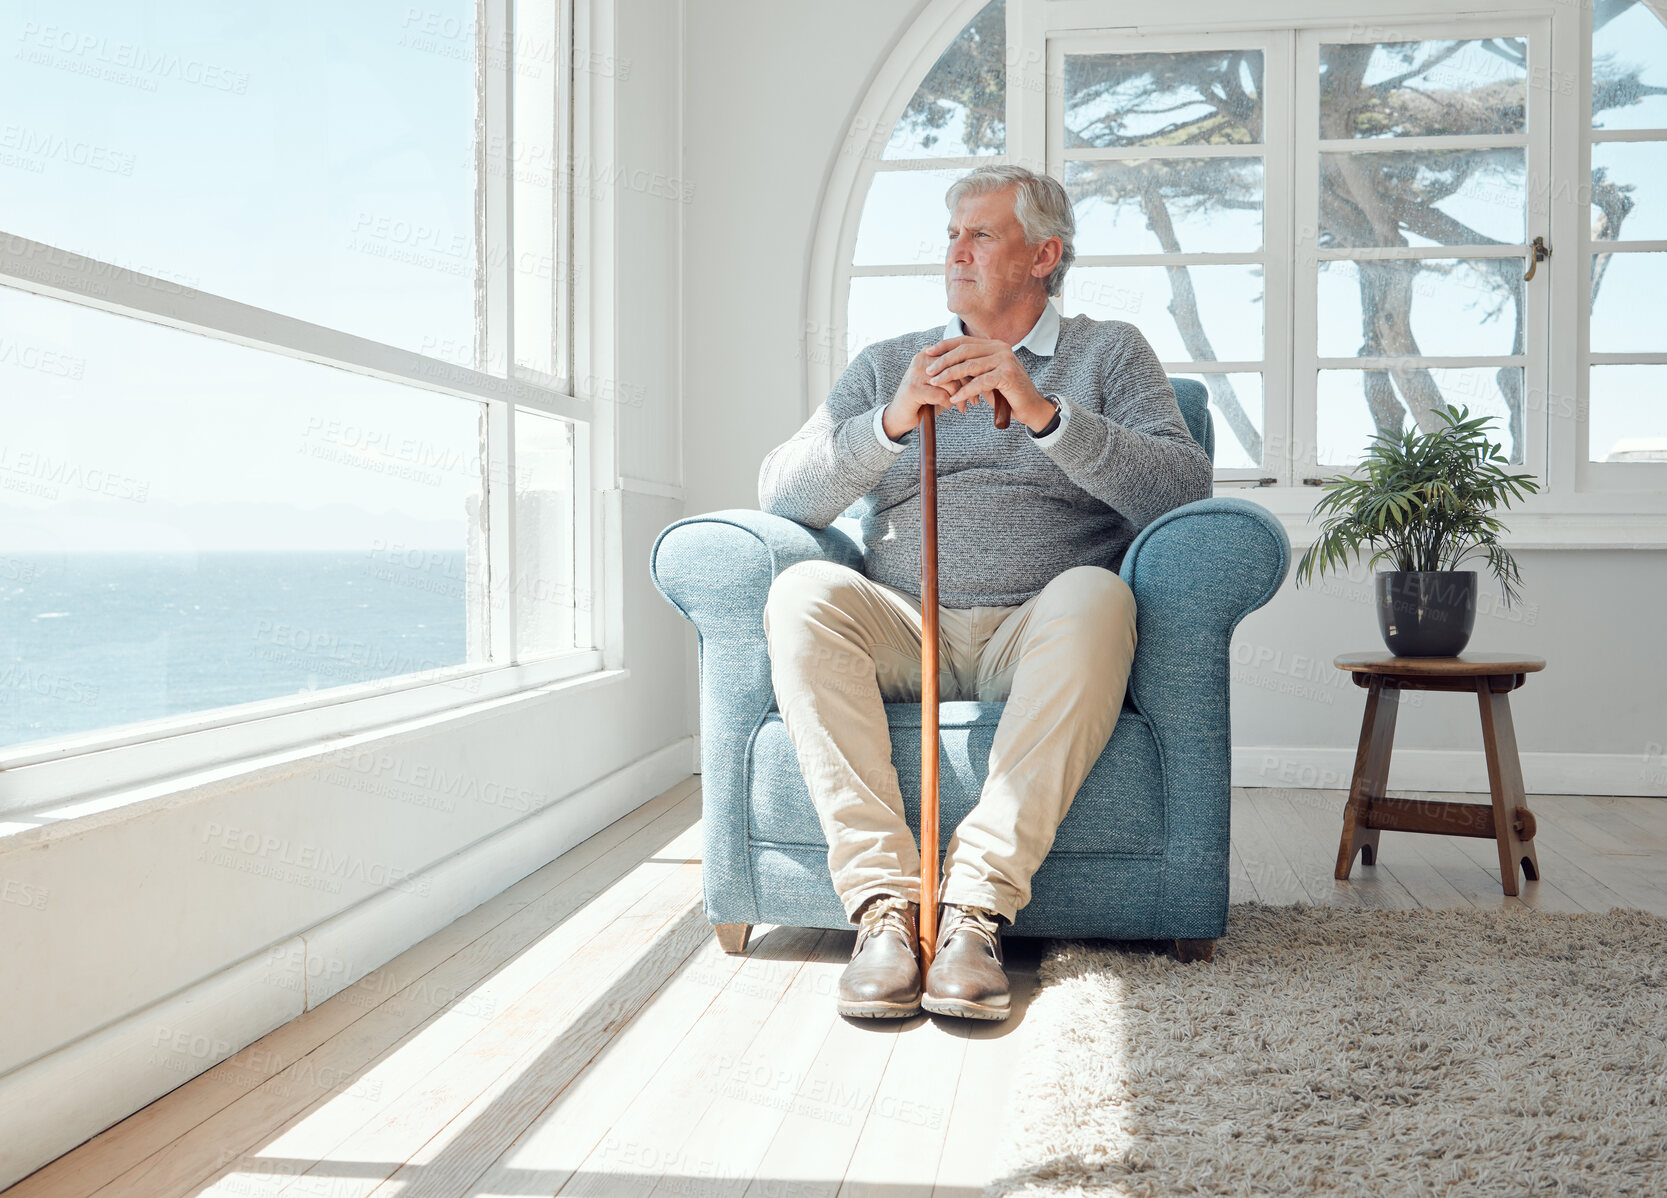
<box><xmin>1336</xmin><ymin>678</ymin><xmax>1399</xmax><ymax>880</ymax></box>
<box><xmin>1476</xmin><ymin>678</ymin><xmax>1540</xmax><ymax>896</ymax></box>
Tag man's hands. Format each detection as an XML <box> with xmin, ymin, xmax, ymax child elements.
<box><xmin>881</xmin><ymin>337</ymin><xmax>1051</xmax><ymax>441</ymax></box>
<box><xmin>924</xmin><ymin>337</ymin><xmax>1054</xmax><ymax>431</ymax></box>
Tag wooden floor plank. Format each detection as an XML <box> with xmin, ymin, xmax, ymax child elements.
<box><xmin>351</xmin><ymin>895</ymin><xmax>713</xmax><ymax>1198</ymax></box>
<box><xmin>463</xmin><ymin>926</ymin><xmax>761</xmax><ymax>1198</ymax></box>
<box><xmin>1228</xmin><ymin>841</ymin><xmax>1258</xmax><ymax>904</ymax></box>
<box><xmin>741</xmin><ymin>931</ymin><xmax>905</xmax><ymax>1198</ymax></box>
<box><xmin>640</xmin><ymin>931</ymin><xmax>850</xmax><ymax>1198</ymax></box>
<box><xmin>2</xmin><ymin>780</ymin><xmax>701</xmax><ymax>1198</ymax></box>
<box><xmin>1384</xmin><ymin>808</ymin><xmax>1528</xmax><ymax>914</ymax></box>
<box><xmin>1228</xmin><ymin>790</ymin><xmax>1312</xmax><ymax>907</ymax></box>
<box><xmin>99</xmin><ymin>802</ymin><xmax>706</xmax><ymax>1198</ymax></box>
<box><xmin>15</xmin><ymin>783</ymin><xmax>1667</xmax><ymax>1198</ymax></box>
<box><xmin>836</xmin><ymin>1005</ymin><xmax>969</xmax><ymax>1198</ymax></box>
<box><xmin>557</xmin><ymin>925</ymin><xmax>827</xmax><ymax>1198</ymax></box>
<box><xmin>1272</xmin><ymin>789</ymin><xmax>1419</xmax><ymax>911</ymax></box>
<box><xmin>213</xmin><ymin>858</ymin><xmax>708</xmax><ymax>1198</ymax></box>
<box><xmin>928</xmin><ymin>948</ymin><xmax>1039</xmax><ymax>1198</ymax></box>
<box><xmin>1246</xmin><ymin>790</ymin><xmax>1374</xmax><ymax>909</ymax></box>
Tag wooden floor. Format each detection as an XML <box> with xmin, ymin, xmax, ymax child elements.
<box><xmin>10</xmin><ymin>782</ymin><xmax>1667</xmax><ymax>1198</ymax></box>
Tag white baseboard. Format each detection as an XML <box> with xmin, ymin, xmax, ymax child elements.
<box><xmin>0</xmin><ymin>735</ymin><xmax>697</xmax><ymax>1192</ymax></box>
<box><xmin>1235</xmin><ymin>746</ymin><xmax>1667</xmax><ymax>798</ymax></box>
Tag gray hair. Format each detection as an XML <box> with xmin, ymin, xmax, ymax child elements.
<box><xmin>944</xmin><ymin>165</ymin><xmax>1076</xmax><ymax>297</ymax></box>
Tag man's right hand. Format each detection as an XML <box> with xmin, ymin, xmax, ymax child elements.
<box><xmin>882</xmin><ymin>346</ymin><xmax>987</xmax><ymax>441</ymax></box>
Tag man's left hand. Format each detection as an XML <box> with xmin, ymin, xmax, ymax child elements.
<box><xmin>923</xmin><ymin>337</ymin><xmax>1053</xmax><ymax>432</ymax></box>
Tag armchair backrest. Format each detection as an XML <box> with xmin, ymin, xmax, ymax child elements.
<box><xmin>1168</xmin><ymin>377</ymin><xmax>1215</xmax><ymax>465</ymax></box>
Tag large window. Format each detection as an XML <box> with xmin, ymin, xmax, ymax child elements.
<box><xmin>821</xmin><ymin>0</ymin><xmax>1667</xmax><ymax>511</ymax></box>
<box><xmin>0</xmin><ymin>0</ymin><xmax>592</xmax><ymax>768</ymax></box>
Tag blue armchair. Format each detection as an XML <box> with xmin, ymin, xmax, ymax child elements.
<box><xmin>650</xmin><ymin>379</ymin><xmax>1289</xmax><ymax>959</ymax></box>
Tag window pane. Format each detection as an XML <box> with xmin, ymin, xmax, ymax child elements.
<box><xmin>853</xmin><ymin>168</ymin><xmax>969</xmax><ymax>266</ymax></box>
<box><xmin>1319</xmin><ymin>149</ymin><xmax>1526</xmax><ymax>248</ymax></box>
<box><xmin>1592</xmin><ymin>142</ymin><xmax>1667</xmax><ymax>241</ymax></box>
<box><xmin>846</xmin><ymin>276</ymin><xmax>951</xmax><ymax>361</ymax></box>
<box><xmin>1166</xmin><ymin>373</ymin><xmax>1264</xmax><ymax>469</ymax></box>
<box><xmin>1593</xmin><ymin>0</ymin><xmax>1667</xmax><ymax>130</ymax></box>
<box><xmin>883</xmin><ymin>0</ymin><xmax>1004</xmax><ymax>160</ymax></box>
<box><xmin>2</xmin><ymin>1</ymin><xmax>477</xmax><ymax>358</ymax></box>
<box><xmin>0</xmin><ymin>287</ymin><xmax>483</xmax><ymax>752</ymax></box>
<box><xmin>1591</xmin><ymin>251</ymin><xmax>1667</xmax><ymax>352</ymax></box>
<box><xmin>1067</xmin><ymin>158</ymin><xmax>1263</xmax><ymax>254</ymax></box>
<box><xmin>1319</xmin><ymin>39</ymin><xmax>1528</xmax><ymax>139</ymax></box>
<box><xmin>1317</xmin><ymin>367</ymin><xmax>1525</xmax><ymax>465</ymax></box>
<box><xmin>1317</xmin><ymin>258</ymin><xmax>1524</xmax><ymax>358</ymax></box>
<box><xmin>513</xmin><ymin>409</ymin><xmax>577</xmax><ymax>656</ymax></box>
<box><xmin>512</xmin><ymin>0</ymin><xmax>561</xmax><ymax>378</ymax></box>
<box><xmin>1062</xmin><ymin>265</ymin><xmax>1263</xmax><ymax>362</ymax></box>
<box><xmin>1589</xmin><ymin>364</ymin><xmax>1667</xmax><ymax>461</ymax></box>
<box><xmin>1063</xmin><ymin>51</ymin><xmax>1263</xmax><ymax>149</ymax></box>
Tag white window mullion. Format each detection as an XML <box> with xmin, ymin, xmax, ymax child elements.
<box><xmin>1291</xmin><ymin>29</ymin><xmax>1322</xmax><ymax>486</ymax></box>
<box><xmin>480</xmin><ymin>0</ymin><xmax>517</xmax><ymax>664</ymax></box>
<box><xmin>1521</xmin><ymin>17</ymin><xmax>1556</xmax><ymax>489</ymax></box>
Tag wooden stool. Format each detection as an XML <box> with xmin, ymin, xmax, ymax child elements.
<box><xmin>1334</xmin><ymin>652</ymin><xmax>1545</xmax><ymax>896</ymax></box>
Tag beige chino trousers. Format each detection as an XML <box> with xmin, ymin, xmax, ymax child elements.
<box><xmin>762</xmin><ymin>560</ymin><xmax>1138</xmax><ymax>925</ymax></box>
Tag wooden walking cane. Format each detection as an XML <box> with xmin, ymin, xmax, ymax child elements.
<box><xmin>918</xmin><ymin>390</ymin><xmax>1010</xmax><ymax>970</ymax></box>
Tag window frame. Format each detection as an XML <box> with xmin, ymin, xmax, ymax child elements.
<box><xmin>811</xmin><ymin>0</ymin><xmax>1667</xmax><ymax>550</ymax></box>
<box><xmin>1046</xmin><ymin>28</ymin><xmax>1293</xmax><ymax>484</ymax></box>
<box><xmin>0</xmin><ymin>0</ymin><xmax>620</xmax><ymax>818</ymax></box>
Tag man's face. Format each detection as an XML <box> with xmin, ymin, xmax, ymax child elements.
<box><xmin>944</xmin><ymin>185</ymin><xmax>1052</xmax><ymax>318</ymax></box>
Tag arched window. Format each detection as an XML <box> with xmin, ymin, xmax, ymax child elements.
<box><xmin>812</xmin><ymin>0</ymin><xmax>1667</xmax><ymax>510</ymax></box>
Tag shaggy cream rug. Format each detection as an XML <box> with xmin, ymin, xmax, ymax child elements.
<box><xmin>987</xmin><ymin>901</ymin><xmax>1667</xmax><ymax>1197</ymax></box>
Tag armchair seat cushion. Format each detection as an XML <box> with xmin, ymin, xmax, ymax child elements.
<box><xmin>749</xmin><ymin>700</ymin><xmax>1165</xmax><ymax>858</ymax></box>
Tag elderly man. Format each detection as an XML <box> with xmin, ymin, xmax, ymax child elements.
<box><xmin>758</xmin><ymin>165</ymin><xmax>1212</xmax><ymax>1021</ymax></box>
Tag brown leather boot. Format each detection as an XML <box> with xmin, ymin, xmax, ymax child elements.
<box><xmin>922</xmin><ymin>903</ymin><xmax>1010</xmax><ymax>1020</ymax></box>
<box><xmin>837</xmin><ymin>894</ymin><xmax>922</xmax><ymax>1018</ymax></box>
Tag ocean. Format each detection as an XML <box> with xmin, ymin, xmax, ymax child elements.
<box><xmin>2</xmin><ymin>550</ymin><xmax>468</xmax><ymax>752</ymax></box>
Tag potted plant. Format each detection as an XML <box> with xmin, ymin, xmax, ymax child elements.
<box><xmin>1294</xmin><ymin>405</ymin><xmax>1540</xmax><ymax>657</ymax></box>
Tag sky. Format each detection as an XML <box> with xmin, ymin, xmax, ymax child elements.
<box><xmin>0</xmin><ymin>0</ymin><xmax>558</xmax><ymax>551</ymax></box>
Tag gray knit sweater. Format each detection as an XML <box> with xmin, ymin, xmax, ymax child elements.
<box><xmin>758</xmin><ymin>313</ymin><xmax>1214</xmax><ymax>609</ymax></box>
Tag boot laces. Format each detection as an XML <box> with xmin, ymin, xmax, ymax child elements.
<box><xmin>856</xmin><ymin>894</ymin><xmax>915</xmax><ymax>951</ymax></box>
<box><xmin>939</xmin><ymin>903</ymin><xmax>1002</xmax><ymax>955</ymax></box>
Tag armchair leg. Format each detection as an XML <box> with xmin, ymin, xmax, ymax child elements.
<box><xmin>1173</xmin><ymin>938</ymin><xmax>1215</xmax><ymax>964</ymax></box>
<box><xmin>714</xmin><ymin>923</ymin><xmax>753</xmax><ymax>954</ymax></box>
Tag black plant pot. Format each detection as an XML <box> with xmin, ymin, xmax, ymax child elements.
<box><xmin>1375</xmin><ymin>571</ymin><xmax>1477</xmax><ymax>656</ymax></box>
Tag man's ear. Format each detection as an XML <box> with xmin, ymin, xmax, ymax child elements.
<box><xmin>1032</xmin><ymin>236</ymin><xmax>1063</xmax><ymax>280</ymax></box>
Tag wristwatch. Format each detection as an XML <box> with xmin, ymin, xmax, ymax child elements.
<box><xmin>1028</xmin><ymin>394</ymin><xmax>1063</xmax><ymax>439</ymax></box>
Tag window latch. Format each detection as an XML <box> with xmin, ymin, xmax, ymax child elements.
<box><xmin>1523</xmin><ymin>235</ymin><xmax>1551</xmax><ymax>282</ymax></box>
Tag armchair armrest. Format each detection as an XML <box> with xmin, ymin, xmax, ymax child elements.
<box><xmin>651</xmin><ymin>508</ymin><xmax>863</xmax><ymax>640</ymax></box>
<box><xmin>1117</xmin><ymin>498</ymin><xmax>1291</xmax><ymax>932</ymax></box>
<box><xmin>650</xmin><ymin>508</ymin><xmax>864</xmax><ymax>926</ymax></box>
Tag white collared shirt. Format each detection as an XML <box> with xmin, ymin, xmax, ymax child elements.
<box><xmin>872</xmin><ymin>302</ymin><xmax>1070</xmax><ymax>452</ymax></box>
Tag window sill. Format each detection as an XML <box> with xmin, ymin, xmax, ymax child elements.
<box><xmin>0</xmin><ymin>652</ymin><xmax>619</xmax><ymax>831</ymax></box>
<box><xmin>1217</xmin><ymin>485</ymin><xmax>1667</xmax><ymax>550</ymax></box>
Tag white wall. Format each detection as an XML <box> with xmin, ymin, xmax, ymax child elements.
<box><xmin>0</xmin><ymin>3</ymin><xmax>695</xmax><ymax>1187</ymax></box>
<box><xmin>680</xmin><ymin>1</ymin><xmax>1667</xmax><ymax>798</ymax></box>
